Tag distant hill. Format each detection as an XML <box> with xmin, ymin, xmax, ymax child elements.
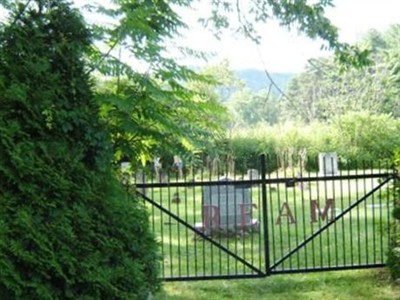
<box><xmin>235</xmin><ymin>69</ymin><xmax>295</xmax><ymax>95</ymax></box>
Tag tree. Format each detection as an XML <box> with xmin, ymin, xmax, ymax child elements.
<box><xmin>80</xmin><ymin>0</ymin><xmax>370</xmax><ymax>162</ymax></box>
<box><xmin>0</xmin><ymin>1</ymin><xmax>159</xmax><ymax>298</ymax></box>
<box><xmin>380</xmin><ymin>25</ymin><xmax>400</xmax><ymax>117</ymax></box>
<box><xmin>283</xmin><ymin>62</ymin><xmax>326</xmax><ymax>123</ymax></box>
<box><xmin>331</xmin><ymin>111</ymin><xmax>400</xmax><ymax>162</ymax></box>
<box><xmin>229</xmin><ymin>88</ymin><xmax>280</xmax><ymax>126</ymax></box>
<box><xmin>282</xmin><ymin>25</ymin><xmax>400</xmax><ymax>124</ymax></box>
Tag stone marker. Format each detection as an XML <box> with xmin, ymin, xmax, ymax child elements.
<box><xmin>120</xmin><ymin>161</ymin><xmax>131</xmax><ymax>185</ymax></box>
<box><xmin>200</xmin><ymin>179</ymin><xmax>258</xmax><ymax>235</ymax></box>
<box><xmin>247</xmin><ymin>169</ymin><xmax>259</xmax><ymax>180</ymax></box>
<box><xmin>172</xmin><ymin>192</ymin><xmax>180</xmax><ymax>203</ymax></box>
<box><xmin>318</xmin><ymin>152</ymin><xmax>339</xmax><ymax>176</ymax></box>
<box><xmin>135</xmin><ymin>169</ymin><xmax>146</xmax><ymax>195</ymax></box>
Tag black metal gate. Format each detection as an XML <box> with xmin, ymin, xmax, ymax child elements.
<box><xmin>135</xmin><ymin>155</ymin><xmax>398</xmax><ymax>280</ymax></box>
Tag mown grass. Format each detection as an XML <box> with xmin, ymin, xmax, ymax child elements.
<box><xmin>155</xmin><ymin>269</ymin><xmax>400</xmax><ymax>300</ymax></box>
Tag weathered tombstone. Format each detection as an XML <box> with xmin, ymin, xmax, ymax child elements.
<box><xmin>247</xmin><ymin>169</ymin><xmax>259</xmax><ymax>181</ymax></box>
<box><xmin>120</xmin><ymin>161</ymin><xmax>131</xmax><ymax>185</ymax></box>
<box><xmin>201</xmin><ymin>179</ymin><xmax>256</xmax><ymax>235</ymax></box>
<box><xmin>153</xmin><ymin>157</ymin><xmax>162</xmax><ymax>182</ymax></box>
<box><xmin>172</xmin><ymin>192</ymin><xmax>180</xmax><ymax>203</ymax></box>
<box><xmin>121</xmin><ymin>161</ymin><xmax>131</xmax><ymax>173</ymax></box>
<box><xmin>173</xmin><ymin>155</ymin><xmax>183</xmax><ymax>179</ymax></box>
<box><xmin>160</xmin><ymin>170</ymin><xmax>168</xmax><ymax>183</ymax></box>
<box><xmin>296</xmin><ymin>170</ymin><xmax>308</xmax><ymax>190</ymax></box>
<box><xmin>318</xmin><ymin>152</ymin><xmax>339</xmax><ymax>176</ymax></box>
<box><xmin>135</xmin><ymin>169</ymin><xmax>146</xmax><ymax>195</ymax></box>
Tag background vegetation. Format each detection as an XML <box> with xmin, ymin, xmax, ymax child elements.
<box><xmin>0</xmin><ymin>0</ymin><xmax>399</xmax><ymax>298</ymax></box>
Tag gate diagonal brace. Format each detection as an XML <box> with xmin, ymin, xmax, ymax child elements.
<box><xmin>136</xmin><ymin>190</ymin><xmax>266</xmax><ymax>277</ymax></box>
<box><xmin>269</xmin><ymin>175</ymin><xmax>393</xmax><ymax>272</ymax></box>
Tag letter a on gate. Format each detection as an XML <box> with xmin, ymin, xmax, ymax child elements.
<box><xmin>275</xmin><ymin>202</ymin><xmax>296</xmax><ymax>225</ymax></box>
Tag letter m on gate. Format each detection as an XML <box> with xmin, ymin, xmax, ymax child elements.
<box><xmin>310</xmin><ymin>199</ymin><xmax>335</xmax><ymax>223</ymax></box>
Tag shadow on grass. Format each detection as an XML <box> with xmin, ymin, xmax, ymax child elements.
<box><xmin>156</xmin><ymin>269</ymin><xmax>400</xmax><ymax>300</ymax></box>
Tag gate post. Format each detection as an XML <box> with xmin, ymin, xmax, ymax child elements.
<box><xmin>261</xmin><ymin>154</ymin><xmax>270</xmax><ymax>275</ymax></box>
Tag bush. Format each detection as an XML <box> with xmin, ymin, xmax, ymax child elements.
<box><xmin>229</xmin><ymin>137</ymin><xmax>261</xmax><ymax>173</ymax></box>
<box><xmin>388</xmin><ymin>148</ymin><xmax>400</xmax><ymax>280</ymax></box>
<box><xmin>332</xmin><ymin>112</ymin><xmax>400</xmax><ymax>162</ymax></box>
<box><xmin>0</xmin><ymin>2</ymin><xmax>159</xmax><ymax>298</ymax></box>
<box><xmin>225</xmin><ymin>115</ymin><xmax>400</xmax><ymax>173</ymax></box>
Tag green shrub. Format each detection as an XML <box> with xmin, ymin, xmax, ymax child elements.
<box><xmin>332</xmin><ymin>112</ymin><xmax>400</xmax><ymax>162</ymax></box>
<box><xmin>229</xmin><ymin>137</ymin><xmax>261</xmax><ymax>173</ymax></box>
<box><xmin>0</xmin><ymin>2</ymin><xmax>159</xmax><ymax>298</ymax></box>
<box><xmin>224</xmin><ymin>115</ymin><xmax>400</xmax><ymax>173</ymax></box>
<box><xmin>387</xmin><ymin>148</ymin><xmax>400</xmax><ymax>280</ymax></box>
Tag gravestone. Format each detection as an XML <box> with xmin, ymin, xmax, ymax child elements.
<box><xmin>172</xmin><ymin>192</ymin><xmax>180</xmax><ymax>203</ymax></box>
<box><xmin>247</xmin><ymin>169</ymin><xmax>259</xmax><ymax>180</ymax></box>
<box><xmin>135</xmin><ymin>169</ymin><xmax>146</xmax><ymax>195</ymax></box>
<box><xmin>318</xmin><ymin>152</ymin><xmax>339</xmax><ymax>176</ymax></box>
<box><xmin>159</xmin><ymin>170</ymin><xmax>168</xmax><ymax>183</ymax></box>
<box><xmin>201</xmin><ymin>179</ymin><xmax>257</xmax><ymax>234</ymax></box>
<box><xmin>120</xmin><ymin>162</ymin><xmax>131</xmax><ymax>185</ymax></box>
<box><xmin>120</xmin><ymin>161</ymin><xmax>131</xmax><ymax>173</ymax></box>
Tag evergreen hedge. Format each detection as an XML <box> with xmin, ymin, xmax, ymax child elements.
<box><xmin>387</xmin><ymin>149</ymin><xmax>400</xmax><ymax>280</ymax></box>
<box><xmin>0</xmin><ymin>1</ymin><xmax>159</xmax><ymax>299</ymax></box>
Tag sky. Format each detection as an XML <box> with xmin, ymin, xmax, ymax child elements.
<box><xmin>176</xmin><ymin>0</ymin><xmax>400</xmax><ymax>73</ymax></box>
<box><xmin>0</xmin><ymin>0</ymin><xmax>398</xmax><ymax>73</ymax></box>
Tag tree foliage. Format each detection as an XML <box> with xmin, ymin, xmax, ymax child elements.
<box><xmin>229</xmin><ymin>88</ymin><xmax>280</xmax><ymax>126</ymax></box>
<box><xmin>0</xmin><ymin>1</ymin><xmax>159</xmax><ymax>298</ymax></box>
<box><xmin>79</xmin><ymin>0</ymin><xmax>370</xmax><ymax>162</ymax></box>
<box><xmin>388</xmin><ymin>147</ymin><xmax>400</xmax><ymax>280</ymax></box>
<box><xmin>282</xmin><ymin>24</ymin><xmax>400</xmax><ymax>124</ymax></box>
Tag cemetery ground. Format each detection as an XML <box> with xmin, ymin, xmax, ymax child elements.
<box><xmin>143</xmin><ymin>168</ymin><xmax>393</xmax><ymax>278</ymax></box>
<box><xmin>155</xmin><ymin>268</ymin><xmax>400</xmax><ymax>299</ymax></box>
<box><xmin>138</xmin><ymin>164</ymin><xmax>400</xmax><ymax>299</ymax></box>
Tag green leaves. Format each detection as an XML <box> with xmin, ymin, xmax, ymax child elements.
<box><xmin>282</xmin><ymin>24</ymin><xmax>400</xmax><ymax>124</ymax></box>
<box><xmin>0</xmin><ymin>1</ymin><xmax>160</xmax><ymax>298</ymax></box>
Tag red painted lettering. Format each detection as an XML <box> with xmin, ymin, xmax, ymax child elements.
<box><xmin>239</xmin><ymin>204</ymin><xmax>252</xmax><ymax>228</ymax></box>
<box><xmin>203</xmin><ymin>205</ymin><xmax>220</xmax><ymax>229</ymax></box>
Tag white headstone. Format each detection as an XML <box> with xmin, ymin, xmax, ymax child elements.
<box><xmin>121</xmin><ymin>162</ymin><xmax>131</xmax><ymax>173</ymax></box>
<box><xmin>135</xmin><ymin>169</ymin><xmax>146</xmax><ymax>195</ymax></box>
<box><xmin>318</xmin><ymin>152</ymin><xmax>339</xmax><ymax>176</ymax></box>
<box><xmin>247</xmin><ymin>169</ymin><xmax>259</xmax><ymax>180</ymax></box>
<box><xmin>202</xmin><ymin>181</ymin><xmax>252</xmax><ymax>232</ymax></box>
<box><xmin>120</xmin><ymin>162</ymin><xmax>131</xmax><ymax>185</ymax></box>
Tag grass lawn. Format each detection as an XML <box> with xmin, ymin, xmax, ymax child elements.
<box><xmin>155</xmin><ymin>269</ymin><xmax>400</xmax><ymax>300</ymax></box>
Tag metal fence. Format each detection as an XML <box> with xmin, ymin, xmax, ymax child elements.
<box><xmin>134</xmin><ymin>154</ymin><xmax>398</xmax><ymax>281</ymax></box>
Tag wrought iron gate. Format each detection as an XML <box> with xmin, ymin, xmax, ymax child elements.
<box><xmin>135</xmin><ymin>155</ymin><xmax>398</xmax><ymax>280</ymax></box>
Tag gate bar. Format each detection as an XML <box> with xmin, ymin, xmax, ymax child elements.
<box><xmin>136</xmin><ymin>191</ymin><xmax>266</xmax><ymax>278</ymax></box>
<box><xmin>269</xmin><ymin>175</ymin><xmax>393</xmax><ymax>271</ymax></box>
<box><xmin>135</xmin><ymin>173</ymin><xmax>392</xmax><ymax>189</ymax></box>
<box><xmin>260</xmin><ymin>154</ymin><xmax>270</xmax><ymax>275</ymax></box>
